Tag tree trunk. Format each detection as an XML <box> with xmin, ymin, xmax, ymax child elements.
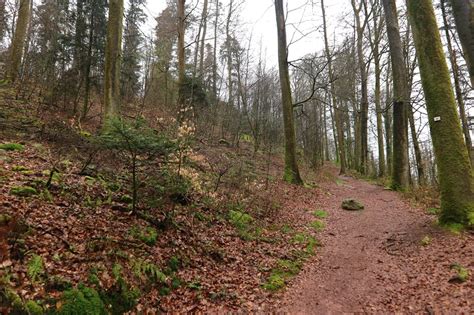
<box><xmin>381</xmin><ymin>0</ymin><xmax>410</xmax><ymax>190</ymax></box>
<box><xmin>322</xmin><ymin>0</ymin><xmax>346</xmax><ymax>174</ymax></box>
<box><xmin>449</xmin><ymin>0</ymin><xmax>474</xmax><ymax>86</ymax></box>
<box><xmin>198</xmin><ymin>0</ymin><xmax>209</xmax><ymax>77</ymax></box>
<box><xmin>212</xmin><ymin>0</ymin><xmax>219</xmax><ymax>101</ymax></box>
<box><xmin>177</xmin><ymin>0</ymin><xmax>186</xmax><ymax>93</ymax></box>
<box><xmin>384</xmin><ymin>64</ymin><xmax>393</xmax><ymax>176</ymax></box>
<box><xmin>6</xmin><ymin>0</ymin><xmax>31</xmax><ymax>83</ymax></box>
<box><xmin>225</xmin><ymin>0</ymin><xmax>234</xmax><ymax>108</ymax></box>
<box><xmin>441</xmin><ymin>0</ymin><xmax>472</xmax><ymax>161</ymax></box>
<box><xmin>104</xmin><ymin>0</ymin><xmax>124</xmax><ymax>122</ymax></box>
<box><xmin>351</xmin><ymin>0</ymin><xmax>369</xmax><ymax>174</ymax></box>
<box><xmin>407</xmin><ymin>0</ymin><xmax>474</xmax><ymax>227</ymax></box>
<box><xmin>274</xmin><ymin>0</ymin><xmax>303</xmax><ymax>184</ymax></box>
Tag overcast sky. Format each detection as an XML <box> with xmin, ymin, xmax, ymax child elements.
<box><xmin>143</xmin><ymin>0</ymin><xmax>350</xmax><ymax>64</ymax></box>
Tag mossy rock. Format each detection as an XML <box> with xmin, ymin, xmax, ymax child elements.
<box><xmin>0</xmin><ymin>143</ymin><xmax>24</xmax><ymax>151</ymax></box>
<box><xmin>341</xmin><ymin>199</ymin><xmax>364</xmax><ymax>211</ymax></box>
<box><xmin>120</xmin><ymin>194</ymin><xmax>133</xmax><ymax>204</ymax></box>
<box><xmin>10</xmin><ymin>186</ymin><xmax>38</xmax><ymax>197</ymax></box>
<box><xmin>57</xmin><ymin>285</ymin><xmax>107</xmax><ymax>315</ymax></box>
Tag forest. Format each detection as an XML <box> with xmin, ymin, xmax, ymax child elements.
<box><xmin>0</xmin><ymin>0</ymin><xmax>472</xmax><ymax>313</ymax></box>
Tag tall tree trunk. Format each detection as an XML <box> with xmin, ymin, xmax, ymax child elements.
<box><xmin>449</xmin><ymin>0</ymin><xmax>474</xmax><ymax>86</ymax></box>
<box><xmin>322</xmin><ymin>0</ymin><xmax>346</xmax><ymax>174</ymax></box>
<box><xmin>384</xmin><ymin>64</ymin><xmax>393</xmax><ymax>176</ymax></box>
<box><xmin>212</xmin><ymin>0</ymin><xmax>219</xmax><ymax>101</ymax></box>
<box><xmin>104</xmin><ymin>0</ymin><xmax>124</xmax><ymax>122</ymax></box>
<box><xmin>407</xmin><ymin>0</ymin><xmax>474</xmax><ymax>227</ymax></box>
<box><xmin>441</xmin><ymin>0</ymin><xmax>472</xmax><ymax>161</ymax></box>
<box><xmin>351</xmin><ymin>0</ymin><xmax>369</xmax><ymax>174</ymax></box>
<box><xmin>381</xmin><ymin>0</ymin><xmax>410</xmax><ymax>190</ymax></box>
<box><xmin>274</xmin><ymin>0</ymin><xmax>303</xmax><ymax>184</ymax></box>
<box><xmin>198</xmin><ymin>0</ymin><xmax>209</xmax><ymax>77</ymax></box>
<box><xmin>225</xmin><ymin>0</ymin><xmax>234</xmax><ymax>107</ymax></box>
<box><xmin>177</xmin><ymin>0</ymin><xmax>186</xmax><ymax>114</ymax></box>
<box><xmin>6</xmin><ymin>0</ymin><xmax>31</xmax><ymax>83</ymax></box>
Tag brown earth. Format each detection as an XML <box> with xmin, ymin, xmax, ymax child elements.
<box><xmin>279</xmin><ymin>168</ymin><xmax>473</xmax><ymax>314</ymax></box>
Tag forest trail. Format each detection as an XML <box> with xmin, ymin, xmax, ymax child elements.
<box><xmin>280</xmin><ymin>168</ymin><xmax>473</xmax><ymax>313</ymax></box>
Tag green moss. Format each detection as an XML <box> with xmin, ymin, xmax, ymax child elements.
<box><xmin>440</xmin><ymin>222</ymin><xmax>464</xmax><ymax>234</ymax></box>
<box><xmin>0</xmin><ymin>214</ymin><xmax>12</xmax><ymax>225</ymax></box>
<box><xmin>120</xmin><ymin>194</ymin><xmax>133</xmax><ymax>204</ymax></box>
<box><xmin>292</xmin><ymin>233</ymin><xmax>307</xmax><ymax>244</ymax></box>
<box><xmin>262</xmin><ymin>273</ymin><xmax>285</xmax><ymax>291</ymax></box>
<box><xmin>12</xmin><ymin>165</ymin><xmax>29</xmax><ymax>172</ymax></box>
<box><xmin>167</xmin><ymin>256</ymin><xmax>180</xmax><ymax>273</ymax></box>
<box><xmin>427</xmin><ymin>207</ymin><xmax>440</xmax><ymax>215</ymax></box>
<box><xmin>450</xmin><ymin>263</ymin><xmax>470</xmax><ymax>283</ymax></box>
<box><xmin>228</xmin><ymin>210</ymin><xmax>253</xmax><ymax>230</ymax></box>
<box><xmin>25</xmin><ymin>300</ymin><xmax>43</xmax><ymax>315</ymax></box>
<box><xmin>10</xmin><ymin>186</ymin><xmax>38</xmax><ymax>197</ymax></box>
<box><xmin>309</xmin><ymin>220</ymin><xmax>325</xmax><ymax>231</ymax></box>
<box><xmin>0</xmin><ymin>143</ymin><xmax>24</xmax><ymax>151</ymax></box>
<box><xmin>283</xmin><ymin>166</ymin><xmax>303</xmax><ymax>185</ymax></box>
<box><xmin>312</xmin><ymin>210</ymin><xmax>328</xmax><ymax>218</ymax></box>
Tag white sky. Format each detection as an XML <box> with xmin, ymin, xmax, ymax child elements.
<box><xmin>143</xmin><ymin>0</ymin><xmax>349</xmax><ymax>64</ymax></box>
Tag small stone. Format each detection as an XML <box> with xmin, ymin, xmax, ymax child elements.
<box><xmin>341</xmin><ymin>199</ymin><xmax>364</xmax><ymax>211</ymax></box>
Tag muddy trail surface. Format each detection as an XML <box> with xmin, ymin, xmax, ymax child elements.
<box><xmin>280</xmin><ymin>169</ymin><xmax>473</xmax><ymax>314</ymax></box>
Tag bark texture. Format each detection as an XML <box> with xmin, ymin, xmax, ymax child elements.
<box><xmin>407</xmin><ymin>0</ymin><xmax>474</xmax><ymax>227</ymax></box>
<box><xmin>274</xmin><ymin>0</ymin><xmax>303</xmax><ymax>184</ymax></box>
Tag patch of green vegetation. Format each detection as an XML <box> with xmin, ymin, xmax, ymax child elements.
<box><xmin>27</xmin><ymin>254</ymin><xmax>44</xmax><ymax>283</ymax></box>
<box><xmin>281</xmin><ymin>224</ymin><xmax>293</xmax><ymax>234</ymax></box>
<box><xmin>0</xmin><ymin>143</ymin><xmax>24</xmax><ymax>151</ymax></box>
<box><xmin>228</xmin><ymin>209</ymin><xmax>253</xmax><ymax>230</ymax></box>
<box><xmin>10</xmin><ymin>186</ymin><xmax>38</xmax><ymax>197</ymax></box>
<box><xmin>188</xmin><ymin>281</ymin><xmax>202</xmax><ymax>291</ymax></box>
<box><xmin>427</xmin><ymin>207</ymin><xmax>440</xmax><ymax>215</ymax></box>
<box><xmin>305</xmin><ymin>236</ymin><xmax>319</xmax><ymax>255</ymax></box>
<box><xmin>130</xmin><ymin>226</ymin><xmax>158</xmax><ymax>246</ymax></box>
<box><xmin>132</xmin><ymin>259</ymin><xmax>167</xmax><ymax>283</ymax></box>
<box><xmin>25</xmin><ymin>300</ymin><xmax>43</xmax><ymax>315</ymax></box>
<box><xmin>312</xmin><ymin>209</ymin><xmax>328</xmax><ymax>218</ymax></box>
<box><xmin>167</xmin><ymin>256</ymin><xmax>180</xmax><ymax>273</ymax></box>
<box><xmin>262</xmin><ymin>273</ymin><xmax>285</xmax><ymax>291</ymax></box>
<box><xmin>309</xmin><ymin>220</ymin><xmax>325</xmax><ymax>231</ymax></box>
<box><xmin>450</xmin><ymin>263</ymin><xmax>470</xmax><ymax>283</ymax></box>
<box><xmin>335</xmin><ymin>179</ymin><xmax>344</xmax><ymax>186</ymax></box>
<box><xmin>277</xmin><ymin>259</ymin><xmax>302</xmax><ymax>276</ymax></box>
<box><xmin>120</xmin><ymin>194</ymin><xmax>133</xmax><ymax>204</ymax></box>
<box><xmin>40</xmin><ymin>189</ymin><xmax>54</xmax><ymax>202</ymax></box>
<box><xmin>57</xmin><ymin>284</ymin><xmax>107</xmax><ymax>315</ymax></box>
<box><xmin>440</xmin><ymin>222</ymin><xmax>464</xmax><ymax>234</ymax></box>
<box><xmin>12</xmin><ymin>165</ymin><xmax>29</xmax><ymax>172</ymax></box>
<box><xmin>292</xmin><ymin>233</ymin><xmax>307</xmax><ymax>244</ymax></box>
<box><xmin>0</xmin><ymin>214</ymin><xmax>12</xmax><ymax>225</ymax></box>
<box><xmin>420</xmin><ymin>235</ymin><xmax>431</xmax><ymax>246</ymax></box>
<box><xmin>47</xmin><ymin>275</ymin><xmax>73</xmax><ymax>291</ymax></box>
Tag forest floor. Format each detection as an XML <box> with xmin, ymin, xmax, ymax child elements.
<box><xmin>0</xmin><ymin>87</ymin><xmax>473</xmax><ymax>313</ymax></box>
<box><xmin>277</xmin><ymin>168</ymin><xmax>473</xmax><ymax>313</ymax></box>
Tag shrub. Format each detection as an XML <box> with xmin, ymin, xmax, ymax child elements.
<box><xmin>130</xmin><ymin>226</ymin><xmax>158</xmax><ymax>246</ymax></box>
<box><xmin>27</xmin><ymin>254</ymin><xmax>44</xmax><ymax>283</ymax></box>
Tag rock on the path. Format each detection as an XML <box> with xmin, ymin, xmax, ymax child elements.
<box><xmin>341</xmin><ymin>199</ymin><xmax>364</xmax><ymax>211</ymax></box>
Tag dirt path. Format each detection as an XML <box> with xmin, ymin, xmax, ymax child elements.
<box><xmin>281</xmin><ymin>171</ymin><xmax>473</xmax><ymax>313</ymax></box>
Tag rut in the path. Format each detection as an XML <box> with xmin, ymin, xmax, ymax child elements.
<box><xmin>281</xmin><ymin>173</ymin><xmax>473</xmax><ymax>314</ymax></box>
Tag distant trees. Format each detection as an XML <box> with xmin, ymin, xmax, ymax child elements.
<box><xmin>6</xmin><ymin>0</ymin><xmax>30</xmax><ymax>83</ymax></box>
<box><xmin>407</xmin><ymin>0</ymin><xmax>474</xmax><ymax>227</ymax></box>
<box><xmin>274</xmin><ymin>0</ymin><xmax>303</xmax><ymax>184</ymax></box>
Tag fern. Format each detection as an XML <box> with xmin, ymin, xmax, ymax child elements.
<box><xmin>27</xmin><ymin>255</ymin><xmax>44</xmax><ymax>283</ymax></box>
<box><xmin>132</xmin><ymin>259</ymin><xmax>166</xmax><ymax>283</ymax></box>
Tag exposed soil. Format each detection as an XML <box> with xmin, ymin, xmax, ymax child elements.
<box><xmin>279</xmin><ymin>168</ymin><xmax>473</xmax><ymax>313</ymax></box>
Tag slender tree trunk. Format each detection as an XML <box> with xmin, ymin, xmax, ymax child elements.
<box><xmin>225</xmin><ymin>0</ymin><xmax>234</xmax><ymax>107</ymax></box>
<box><xmin>104</xmin><ymin>0</ymin><xmax>124</xmax><ymax>122</ymax></box>
<box><xmin>274</xmin><ymin>0</ymin><xmax>303</xmax><ymax>184</ymax></box>
<box><xmin>407</xmin><ymin>0</ymin><xmax>474</xmax><ymax>227</ymax></box>
<box><xmin>199</xmin><ymin>0</ymin><xmax>209</xmax><ymax>77</ymax></box>
<box><xmin>449</xmin><ymin>0</ymin><xmax>474</xmax><ymax>86</ymax></box>
<box><xmin>384</xmin><ymin>65</ymin><xmax>393</xmax><ymax>176</ymax></box>
<box><xmin>382</xmin><ymin>0</ymin><xmax>410</xmax><ymax>190</ymax></box>
<box><xmin>441</xmin><ymin>0</ymin><xmax>472</xmax><ymax>161</ymax></box>
<box><xmin>82</xmin><ymin>12</ymin><xmax>95</xmax><ymax>120</ymax></box>
<box><xmin>6</xmin><ymin>0</ymin><xmax>31</xmax><ymax>83</ymax></box>
<box><xmin>212</xmin><ymin>0</ymin><xmax>219</xmax><ymax>101</ymax></box>
<box><xmin>177</xmin><ymin>0</ymin><xmax>187</xmax><ymax>116</ymax></box>
<box><xmin>351</xmin><ymin>0</ymin><xmax>369</xmax><ymax>174</ymax></box>
<box><xmin>322</xmin><ymin>0</ymin><xmax>346</xmax><ymax>174</ymax></box>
